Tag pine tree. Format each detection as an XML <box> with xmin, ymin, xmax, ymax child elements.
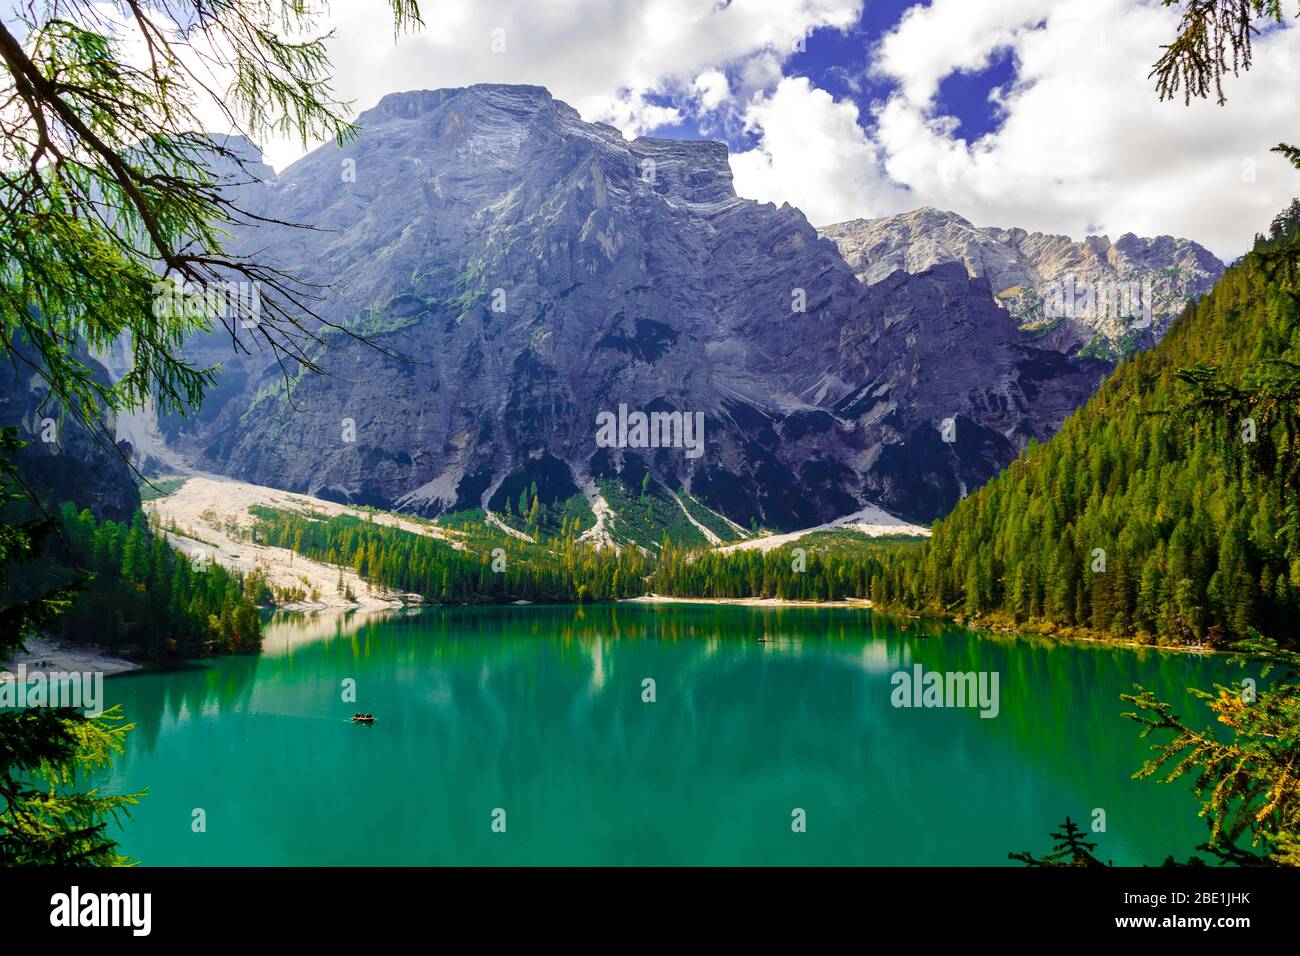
<box><xmin>1010</xmin><ymin>817</ymin><xmax>1109</xmax><ymax>867</ymax></box>
<box><xmin>0</xmin><ymin>431</ymin><xmax>142</xmax><ymax>864</ymax></box>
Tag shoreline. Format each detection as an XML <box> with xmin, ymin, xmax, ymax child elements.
<box><xmin>959</xmin><ymin>621</ymin><xmax>1225</xmax><ymax>656</ymax></box>
<box><xmin>876</xmin><ymin>605</ymin><xmax>1228</xmax><ymax>656</ymax></box>
<box><xmin>1</xmin><ymin>636</ymin><xmax>143</xmax><ymax>679</ymax></box>
<box><xmin>621</xmin><ymin>594</ymin><xmax>1225</xmax><ymax>655</ymax></box>
<box><xmin>622</xmin><ymin>594</ymin><xmax>876</xmax><ymax>609</ymax></box>
<box><xmin>12</xmin><ymin>598</ymin><xmax>1226</xmax><ymax>677</ymax></box>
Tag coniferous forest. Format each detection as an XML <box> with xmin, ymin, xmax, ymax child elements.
<box><xmin>647</xmin><ymin>536</ymin><xmax>919</xmax><ymax>602</ymax></box>
<box><xmin>51</xmin><ymin>504</ymin><xmax>262</xmax><ymax>656</ymax></box>
<box><xmin>245</xmin><ymin>499</ymin><xmax>919</xmax><ymax>605</ymax></box>
<box><xmin>859</xmin><ymin>203</ymin><xmax>1300</xmax><ymax>647</ymax></box>
<box><xmin>247</xmin><ymin>506</ymin><xmax>651</xmax><ymax>603</ymax></box>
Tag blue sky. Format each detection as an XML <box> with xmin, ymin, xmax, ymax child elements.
<box><xmin>785</xmin><ymin>0</ymin><xmax>1020</xmax><ymax>143</ymax></box>
<box><xmin>650</xmin><ymin>1</ymin><xmax>1016</xmax><ymax>152</ymax></box>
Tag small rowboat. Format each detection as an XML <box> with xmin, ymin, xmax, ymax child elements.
<box><xmin>351</xmin><ymin>714</ymin><xmax>375</xmax><ymax>724</ymax></box>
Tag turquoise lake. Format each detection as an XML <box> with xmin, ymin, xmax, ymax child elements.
<box><xmin>96</xmin><ymin>603</ymin><xmax>1242</xmax><ymax>865</ymax></box>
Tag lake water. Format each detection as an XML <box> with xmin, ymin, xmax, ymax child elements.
<box><xmin>96</xmin><ymin>603</ymin><xmax>1241</xmax><ymax>865</ymax></box>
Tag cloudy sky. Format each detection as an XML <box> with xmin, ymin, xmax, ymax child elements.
<box><xmin>20</xmin><ymin>0</ymin><xmax>1300</xmax><ymax>260</ymax></box>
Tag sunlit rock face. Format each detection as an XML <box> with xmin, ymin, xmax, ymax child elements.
<box><xmin>822</xmin><ymin>206</ymin><xmax>1224</xmax><ymax>359</ymax></box>
<box><xmin>163</xmin><ymin>85</ymin><xmax>1118</xmax><ymax>527</ymax></box>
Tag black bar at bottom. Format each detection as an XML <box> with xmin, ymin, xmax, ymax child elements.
<box><xmin>3</xmin><ymin>865</ymin><xmax>1295</xmax><ymax>942</ymax></box>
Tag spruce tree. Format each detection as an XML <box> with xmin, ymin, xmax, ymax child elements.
<box><xmin>0</xmin><ymin>431</ymin><xmax>142</xmax><ymax>864</ymax></box>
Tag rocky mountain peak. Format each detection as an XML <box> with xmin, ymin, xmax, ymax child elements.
<box><xmin>822</xmin><ymin>208</ymin><xmax>1225</xmax><ymax>358</ymax></box>
<box><xmin>146</xmin><ymin>85</ymin><xmax>1143</xmax><ymax>530</ymax></box>
<box><xmin>361</xmin><ymin>84</ymin><xmax>565</xmax><ymax>122</ymax></box>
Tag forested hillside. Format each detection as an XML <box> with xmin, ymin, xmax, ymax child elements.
<box><xmin>867</xmin><ymin>202</ymin><xmax>1300</xmax><ymax>646</ymax></box>
<box><xmin>648</xmin><ymin>534</ymin><xmax>923</xmax><ymax>601</ymax></box>
<box><xmin>248</xmin><ymin>506</ymin><xmax>650</xmax><ymax>603</ymax></box>
<box><xmin>49</xmin><ymin>505</ymin><xmax>262</xmax><ymax>656</ymax></box>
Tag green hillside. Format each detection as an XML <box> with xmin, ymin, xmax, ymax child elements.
<box><xmin>868</xmin><ymin>203</ymin><xmax>1300</xmax><ymax>647</ymax></box>
<box><xmin>247</xmin><ymin>504</ymin><xmax>651</xmax><ymax>603</ymax></box>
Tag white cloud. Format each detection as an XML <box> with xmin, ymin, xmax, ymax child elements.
<box><xmin>729</xmin><ymin>77</ymin><xmax>909</xmax><ymax>225</ymax></box>
<box><xmin>868</xmin><ymin>0</ymin><xmax>1300</xmax><ymax>259</ymax></box>
<box><xmin>583</xmin><ymin>91</ymin><xmax>683</xmax><ymax>138</ymax></box>
<box><xmin>736</xmin><ymin>50</ymin><xmax>787</xmax><ymax>98</ymax></box>
<box><xmin>873</xmin><ymin>0</ymin><xmax>1045</xmax><ymax>107</ymax></box>
<box><xmin>252</xmin><ymin>0</ymin><xmax>864</xmax><ymax>166</ymax></box>
<box><xmin>693</xmin><ymin>69</ymin><xmax>731</xmax><ymax>112</ymax></box>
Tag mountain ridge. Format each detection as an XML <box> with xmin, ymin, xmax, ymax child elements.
<box><xmin>133</xmin><ymin>85</ymin><xmax>1195</xmax><ymax>533</ymax></box>
<box><xmin>821</xmin><ymin>206</ymin><xmax>1225</xmax><ymax>358</ymax></box>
